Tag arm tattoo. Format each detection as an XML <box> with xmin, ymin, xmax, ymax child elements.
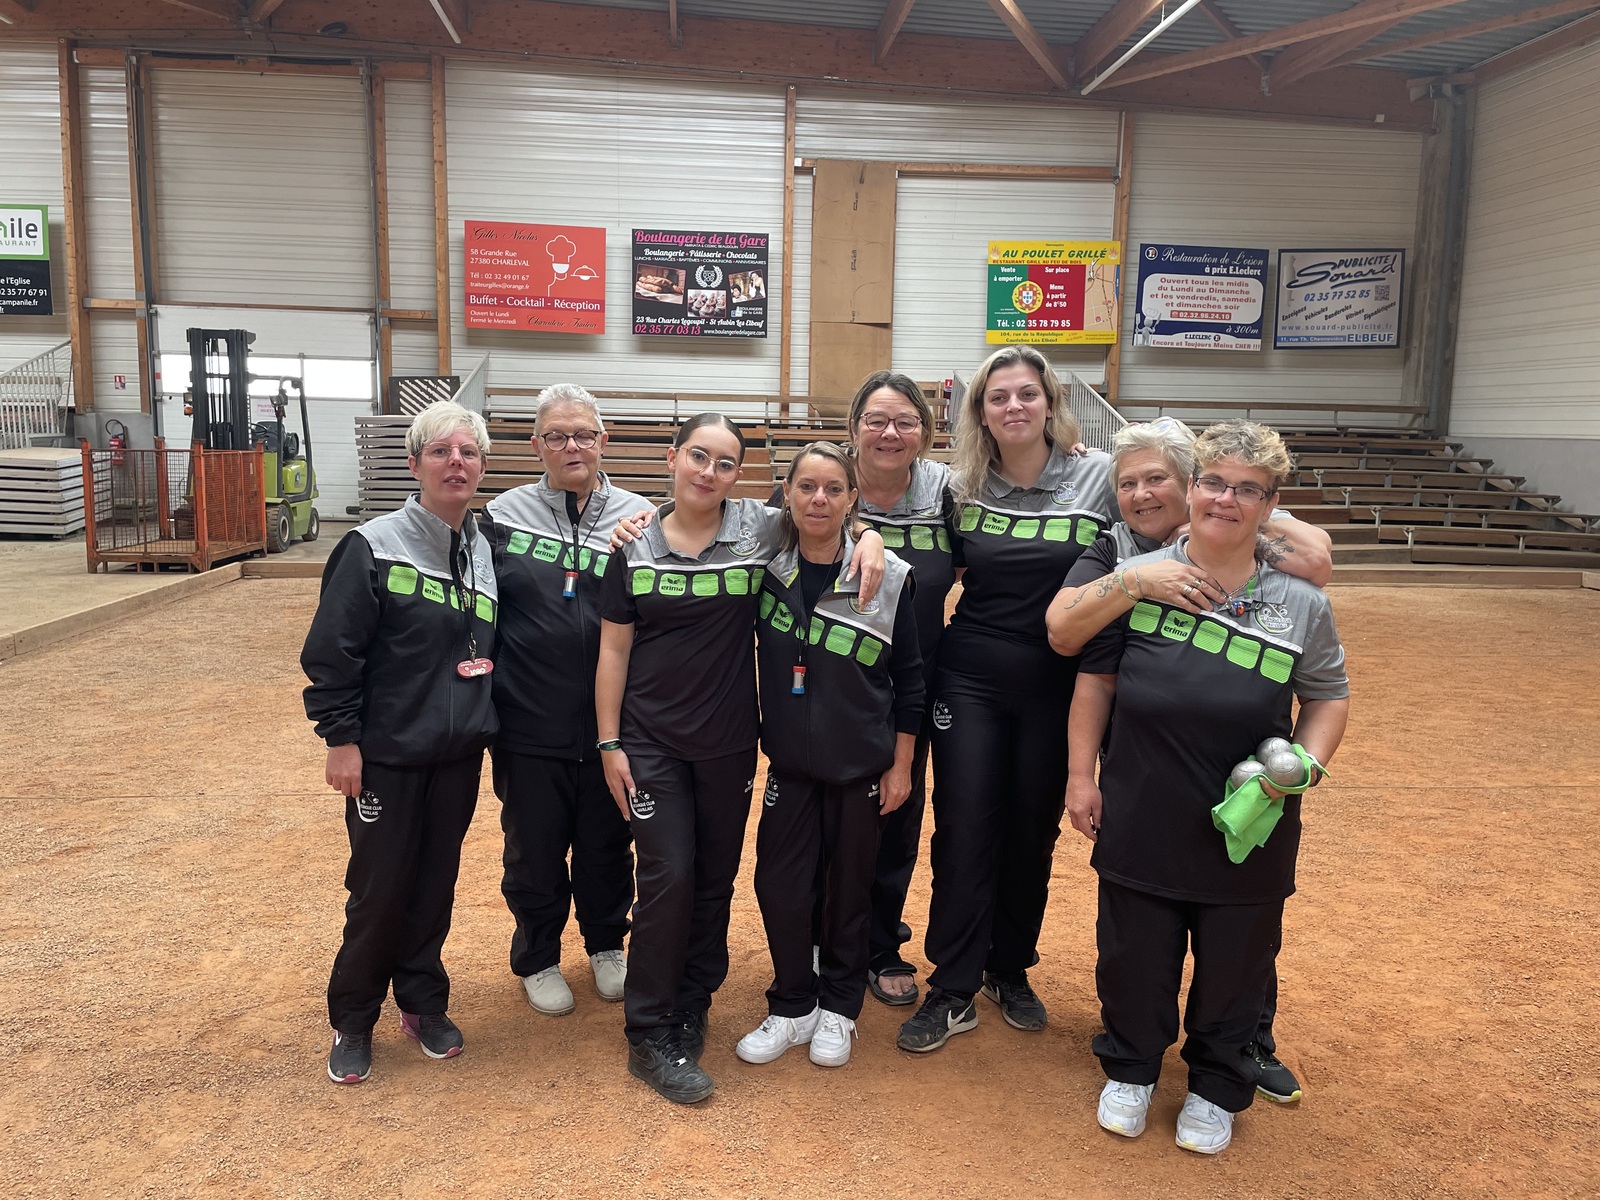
<box><xmin>1257</xmin><ymin>533</ymin><xmax>1293</xmax><ymax>566</ymax></box>
<box><xmin>1092</xmin><ymin>574</ymin><xmax>1118</xmax><ymax>598</ymax></box>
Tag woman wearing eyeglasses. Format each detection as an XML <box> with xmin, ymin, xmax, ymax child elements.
<box><xmin>898</xmin><ymin>345</ymin><xmax>1117</xmax><ymax>1053</ymax></box>
<box><xmin>1065</xmin><ymin>421</ymin><xmax>1349</xmax><ymax>1155</ymax></box>
<box><xmin>481</xmin><ymin>385</ymin><xmax>654</xmax><ymax>1020</ymax></box>
<box><xmin>595</xmin><ymin>414</ymin><xmax>885</xmax><ymax>1104</ymax></box>
<box><xmin>302</xmin><ymin>400</ymin><xmax>498</xmax><ymax>1085</ymax></box>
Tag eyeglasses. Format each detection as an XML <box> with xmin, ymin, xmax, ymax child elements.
<box><xmin>791</xmin><ymin>480</ymin><xmax>851</xmax><ymax>499</ymax></box>
<box><xmin>683</xmin><ymin>446</ymin><xmax>740</xmax><ymax>477</ymax></box>
<box><xmin>422</xmin><ymin>443</ymin><xmax>482</xmax><ymax>463</ymax></box>
<box><xmin>539</xmin><ymin>430</ymin><xmax>601</xmax><ymax>450</ymax></box>
<box><xmin>859</xmin><ymin>413</ymin><xmax>923</xmax><ymax>435</ymax></box>
<box><xmin>1193</xmin><ymin>474</ymin><xmax>1274</xmax><ymax>505</ymax></box>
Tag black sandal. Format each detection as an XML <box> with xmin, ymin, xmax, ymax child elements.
<box><xmin>868</xmin><ymin>967</ymin><xmax>919</xmax><ymax>1007</ymax></box>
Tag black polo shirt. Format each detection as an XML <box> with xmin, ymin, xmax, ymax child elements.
<box><xmin>1081</xmin><ymin>537</ymin><xmax>1349</xmax><ymax>904</ymax></box>
<box><xmin>599</xmin><ymin>497</ymin><xmax>781</xmax><ymax>761</ymax></box>
<box><xmin>949</xmin><ymin>444</ymin><xmax>1117</xmax><ymax>647</ymax></box>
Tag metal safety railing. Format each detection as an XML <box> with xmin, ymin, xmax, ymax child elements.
<box><xmin>1064</xmin><ymin>371</ymin><xmax>1128</xmax><ymax>454</ymax></box>
<box><xmin>1</xmin><ymin>341</ymin><xmax>74</xmax><ymax>450</ymax></box>
<box><xmin>82</xmin><ymin>440</ymin><xmax>266</xmax><ymax>573</ymax></box>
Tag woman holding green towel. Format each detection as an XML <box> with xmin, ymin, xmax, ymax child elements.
<box><xmin>1063</xmin><ymin>420</ymin><xmax>1349</xmax><ymax>1156</ymax></box>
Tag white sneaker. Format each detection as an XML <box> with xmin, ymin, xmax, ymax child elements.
<box><xmin>735</xmin><ymin>1007</ymin><xmax>821</xmax><ymax>1064</ymax></box>
<box><xmin>589</xmin><ymin>949</ymin><xmax>626</xmax><ymax>1001</ymax></box>
<box><xmin>808</xmin><ymin>1009</ymin><xmax>856</xmax><ymax>1067</ymax></box>
<box><xmin>1175</xmin><ymin>1091</ymin><xmax>1235</xmax><ymax>1155</ymax></box>
<box><xmin>1097</xmin><ymin>1080</ymin><xmax>1155</xmax><ymax>1138</ymax></box>
<box><xmin>522</xmin><ymin>965</ymin><xmax>576</xmax><ymax>1015</ymax></box>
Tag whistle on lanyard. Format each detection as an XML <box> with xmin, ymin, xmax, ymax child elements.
<box><xmin>791</xmin><ymin>665</ymin><xmax>807</xmax><ymax>695</ymax></box>
<box><xmin>563</xmin><ymin>570</ymin><xmax>578</xmax><ymax>598</ymax></box>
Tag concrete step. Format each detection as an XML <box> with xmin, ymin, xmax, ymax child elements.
<box><xmin>1330</xmin><ymin>544</ymin><xmax>1411</xmax><ymax>563</ymax></box>
<box><xmin>1330</xmin><ymin>562</ymin><xmax>1586</xmax><ymax>587</ymax></box>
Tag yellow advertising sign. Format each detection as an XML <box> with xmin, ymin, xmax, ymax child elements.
<box><xmin>987</xmin><ymin>240</ymin><xmax>1122</xmax><ymax>345</ymax></box>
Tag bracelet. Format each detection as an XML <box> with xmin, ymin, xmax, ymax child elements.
<box><xmin>1115</xmin><ymin>569</ymin><xmax>1139</xmax><ymax>602</ymax></box>
<box><xmin>596</xmin><ymin>739</ymin><xmax>622</xmax><ymax>752</ymax></box>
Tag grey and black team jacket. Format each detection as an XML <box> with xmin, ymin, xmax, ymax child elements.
<box><xmin>482</xmin><ymin>474</ymin><xmax>652</xmax><ymax>760</ymax></box>
<box><xmin>756</xmin><ymin>536</ymin><xmax>924</xmax><ymax>785</ymax></box>
<box><xmin>302</xmin><ymin>496</ymin><xmax>499</xmax><ymax>768</ymax></box>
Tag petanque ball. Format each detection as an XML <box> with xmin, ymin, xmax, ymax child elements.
<box><xmin>1257</xmin><ymin>737</ymin><xmax>1293</xmax><ymax>762</ymax></box>
<box><xmin>1230</xmin><ymin>760</ymin><xmax>1268</xmax><ymax>790</ymax></box>
<box><xmin>1263</xmin><ymin>750</ymin><xmax>1308</xmax><ymax>788</ymax></box>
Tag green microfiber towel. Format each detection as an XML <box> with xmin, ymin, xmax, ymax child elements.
<box><xmin>1211</xmin><ymin>745</ymin><xmax>1327</xmax><ymax>864</ymax></box>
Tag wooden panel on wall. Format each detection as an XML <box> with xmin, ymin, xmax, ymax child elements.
<box><xmin>810</xmin><ymin>160</ymin><xmax>895</xmax><ymax>324</ymax></box>
<box><xmin>807</xmin><ymin>321</ymin><xmax>891</xmax><ymax>415</ymax></box>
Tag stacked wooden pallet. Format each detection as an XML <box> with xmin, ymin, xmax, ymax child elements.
<box><xmin>0</xmin><ymin>447</ymin><xmax>86</xmax><ymax>537</ymax></box>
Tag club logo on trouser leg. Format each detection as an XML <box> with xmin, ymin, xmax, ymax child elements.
<box><xmin>629</xmin><ymin>789</ymin><xmax>655</xmax><ymax>820</ymax></box>
<box><xmin>932</xmin><ymin>700</ymin><xmax>953</xmax><ymax>731</ymax></box>
<box><xmin>763</xmin><ymin>778</ymin><xmax>780</xmax><ymax>808</ymax></box>
<box><xmin>356</xmin><ymin>789</ymin><xmax>382</xmax><ymax>823</ymax></box>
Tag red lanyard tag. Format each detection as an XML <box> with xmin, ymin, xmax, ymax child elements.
<box><xmin>791</xmin><ymin>665</ymin><xmax>807</xmax><ymax>695</ymax></box>
<box><xmin>457</xmin><ymin>657</ymin><xmax>494</xmax><ymax>678</ymax></box>
<box><xmin>563</xmin><ymin>570</ymin><xmax>578</xmax><ymax>598</ymax></box>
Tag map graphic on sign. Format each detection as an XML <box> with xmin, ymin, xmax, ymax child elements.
<box><xmin>464</xmin><ymin>221</ymin><xmax>606</xmax><ymax>334</ymax></box>
<box><xmin>987</xmin><ymin>240</ymin><xmax>1121</xmax><ymax>345</ymax></box>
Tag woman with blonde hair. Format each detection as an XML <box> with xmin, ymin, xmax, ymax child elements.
<box><xmin>898</xmin><ymin>346</ymin><xmax>1117</xmax><ymax>1053</ymax></box>
<box><xmin>302</xmin><ymin>400</ymin><xmax>498</xmax><ymax>1084</ymax></box>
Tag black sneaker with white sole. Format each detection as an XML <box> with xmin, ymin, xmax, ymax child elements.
<box><xmin>896</xmin><ymin>989</ymin><xmax>978</xmax><ymax>1053</ymax></box>
<box><xmin>1249</xmin><ymin>1042</ymin><xmax>1303</xmax><ymax>1103</ymax></box>
<box><xmin>628</xmin><ymin>1029</ymin><xmax>715</xmax><ymax>1104</ymax></box>
<box><xmin>401</xmin><ymin>1011</ymin><xmax>464</xmax><ymax>1059</ymax></box>
<box><xmin>673</xmin><ymin>1009</ymin><xmax>709</xmax><ymax>1063</ymax></box>
<box><xmin>328</xmin><ymin>1029</ymin><xmax>372</xmax><ymax>1084</ymax></box>
<box><xmin>981</xmin><ymin>970</ymin><xmax>1048</xmax><ymax>1031</ymax></box>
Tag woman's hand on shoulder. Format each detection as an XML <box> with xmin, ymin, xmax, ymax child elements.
<box><xmin>1132</xmin><ymin>559</ymin><xmax>1225</xmax><ymax>614</ymax></box>
<box><xmin>609</xmin><ymin>508</ymin><xmax>655</xmax><ymax>551</ymax></box>
<box><xmin>847</xmin><ymin>528</ymin><xmax>886</xmax><ymax>604</ymax></box>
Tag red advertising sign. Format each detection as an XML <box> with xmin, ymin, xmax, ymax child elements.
<box><xmin>463</xmin><ymin>221</ymin><xmax>606</xmax><ymax>334</ymax></box>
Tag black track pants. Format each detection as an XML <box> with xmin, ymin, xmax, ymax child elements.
<box><xmin>1091</xmin><ymin>878</ymin><xmax>1283</xmax><ymax>1113</ymax></box>
<box><xmin>868</xmin><ymin>722</ymin><xmax>931</xmax><ymax>974</ymax></box>
<box><xmin>1257</xmin><ymin>953</ymin><xmax>1280</xmax><ymax>1053</ymax></box>
<box><xmin>925</xmin><ymin>631</ymin><xmax>1076</xmax><ymax>996</ymax></box>
<box><xmin>493</xmin><ymin>749</ymin><xmax>634</xmax><ymax>976</ymax></box>
<box><xmin>755</xmin><ymin>772</ymin><xmax>882</xmax><ymax>1021</ymax></box>
<box><xmin>622</xmin><ymin>748</ymin><xmax>757</xmax><ymax>1041</ymax></box>
<box><xmin>326</xmin><ymin>754</ymin><xmax>481</xmax><ymax>1032</ymax></box>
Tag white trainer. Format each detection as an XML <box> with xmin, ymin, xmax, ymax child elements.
<box><xmin>735</xmin><ymin>1007</ymin><xmax>821</xmax><ymax>1064</ymax></box>
<box><xmin>808</xmin><ymin>1009</ymin><xmax>857</xmax><ymax>1067</ymax></box>
<box><xmin>522</xmin><ymin>965</ymin><xmax>576</xmax><ymax>1016</ymax></box>
<box><xmin>1097</xmin><ymin>1080</ymin><xmax>1156</xmax><ymax>1138</ymax></box>
<box><xmin>1175</xmin><ymin>1091</ymin><xmax>1235</xmax><ymax>1155</ymax></box>
<box><xmin>589</xmin><ymin>949</ymin><xmax>626</xmax><ymax>1001</ymax></box>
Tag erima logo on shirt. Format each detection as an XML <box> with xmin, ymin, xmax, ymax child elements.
<box><xmin>932</xmin><ymin>701</ymin><xmax>953</xmax><ymax>730</ymax></box>
<box><xmin>629</xmin><ymin>789</ymin><xmax>655</xmax><ymax>820</ymax></box>
<box><xmin>763</xmin><ymin>779</ymin><xmax>779</xmax><ymax>807</ymax></box>
<box><xmin>356</xmin><ymin>789</ymin><xmax>382</xmax><ymax>823</ymax></box>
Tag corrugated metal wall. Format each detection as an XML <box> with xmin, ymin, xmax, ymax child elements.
<box><xmin>82</xmin><ymin>67</ymin><xmax>140</xmax><ymax>415</ymax></box>
<box><xmin>0</xmin><ymin>43</ymin><xmax>69</xmax><ymax>368</ymax></box>
<box><xmin>1120</xmin><ymin>114</ymin><xmax>1422</xmax><ymax>421</ymax></box>
<box><xmin>1451</xmin><ymin>39</ymin><xmax>1600</xmax><ymax>440</ymax></box>
<box><xmin>384</xmin><ymin>79</ymin><xmax>440</xmax><ymax>375</ymax></box>
<box><xmin>793</xmin><ymin>92</ymin><xmax>1120</xmax><ymax>390</ymax></box>
<box><xmin>444</xmin><ymin>61</ymin><xmax>787</xmax><ymax>395</ymax></box>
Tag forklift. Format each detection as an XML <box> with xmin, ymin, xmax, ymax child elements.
<box><xmin>185</xmin><ymin>327</ymin><xmax>320</xmax><ymax>553</ymax></box>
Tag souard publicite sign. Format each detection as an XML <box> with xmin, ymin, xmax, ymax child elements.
<box><xmin>464</xmin><ymin>221</ymin><xmax>606</xmax><ymax>334</ymax></box>
<box><xmin>632</xmin><ymin>229</ymin><xmax>769</xmax><ymax>338</ymax></box>
<box><xmin>1133</xmin><ymin>244</ymin><xmax>1268</xmax><ymax>352</ymax></box>
<box><xmin>0</xmin><ymin>204</ymin><xmax>53</xmax><ymax>317</ymax></box>
<box><xmin>1273</xmin><ymin>249</ymin><xmax>1405</xmax><ymax>349</ymax></box>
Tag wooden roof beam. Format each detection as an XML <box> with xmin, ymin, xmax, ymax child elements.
<box><xmin>1076</xmin><ymin>0</ymin><xmax>1168</xmax><ymax>78</ymax></box>
<box><xmin>669</xmin><ymin>0</ymin><xmax>680</xmax><ymax>46</ymax></box>
<box><xmin>1270</xmin><ymin>17</ymin><xmax>1410</xmax><ymax>90</ymax></box>
<box><xmin>247</xmin><ymin>0</ymin><xmax>288</xmax><ymax>20</ymax></box>
<box><xmin>427</xmin><ymin>0</ymin><xmax>467</xmax><ymax>45</ymax></box>
<box><xmin>157</xmin><ymin>0</ymin><xmax>241</xmax><ymax>20</ymax></box>
<box><xmin>874</xmin><ymin>0</ymin><xmax>918</xmax><ymax>65</ymax></box>
<box><xmin>983</xmin><ymin>0</ymin><xmax>1070</xmax><ymax>89</ymax></box>
<box><xmin>1328</xmin><ymin>1</ymin><xmax>1600</xmax><ymax>70</ymax></box>
<box><xmin>0</xmin><ymin>0</ymin><xmax>37</xmax><ymax>24</ymax></box>
<box><xmin>1196</xmin><ymin>0</ymin><xmax>1267</xmax><ymax>73</ymax></box>
<box><xmin>1474</xmin><ymin>8</ymin><xmax>1600</xmax><ymax>80</ymax></box>
<box><xmin>1094</xmin><ymin>0</ymin><xmax>1477</xmax><ymax>90</ymax></box>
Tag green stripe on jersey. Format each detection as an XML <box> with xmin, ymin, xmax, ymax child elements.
<box><xmin>960</xmin><ymin>505</ymin><xmax>1100</xmax><ymax>546</ymax></box>
<box><xmin>387</xmin><ymin>564</ymin><xmax>418</xmax><ymax>595</ymax></box>
<box><xmin>1129</xmin><ymin>603</ymin><xmax>1298</xmax><ymax>686</ymax></box>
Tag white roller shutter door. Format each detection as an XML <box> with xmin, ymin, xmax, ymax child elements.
<box><xmin>445</xmin><ymin>62</ymin><xmax>787</xmax><ymax>395</ymax></box>
<box><xmin>1452</xmin><ymin>40</ymin><xmax>1600</xmax><ymax>439</ymax></box>
<box><xmin>1120</xmin><ymin>115</ymin><xmax>1421</xmax><ymax>423</ymax></box>
<box><xmin>0</xmin><ymin>42</ymin><xmax>68</xmax><ymax>367</ymax></box>
<box><xmin>82</xmin><ymin>67</ymin><xmax>140</xmax><ymax>414</ymax></box>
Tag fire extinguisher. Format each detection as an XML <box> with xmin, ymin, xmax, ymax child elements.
<box><xmin>106</xmin><ymin>418</ymin><xmax>128</xmax><ymax>466</ymax></box>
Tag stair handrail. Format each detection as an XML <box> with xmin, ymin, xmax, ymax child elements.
<box><xmin>1064</xmin><ymin>371</ymin><xmax>1128</xmax><ymax>454</ymax></box>
<box><xmin>0</xmin><ymin>340</ymin><xmax>74</xmax><ymax>450</ymax></box>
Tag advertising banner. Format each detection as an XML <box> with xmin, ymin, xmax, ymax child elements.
<box><xmin>986</xmin><ymin>240</ymin><xmax>1120</xmax><ymax>345</ymax></box>
<box><xmin>632</xmin><ymin>229</ymin><xmax>768</xmax><ymax>338</ymax></box>
<box><xmin>1274</xmin><ymin>249</ymin><xmax>1405</xmax><ymax>349</ymax></box>
<box><xmin>0</xmin><ymin>204</ymin><xmax>52</xmax><ymax>316</ymax></box>
<box><xmin>464</xmin><ymin>220</ymin><xmax>605</xmax><ymax>334</ymax></box>
<box><xmin>1133</xmin><ymin>243</ymin><xmax>1267</xmax><ymax>352</ymax></box>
